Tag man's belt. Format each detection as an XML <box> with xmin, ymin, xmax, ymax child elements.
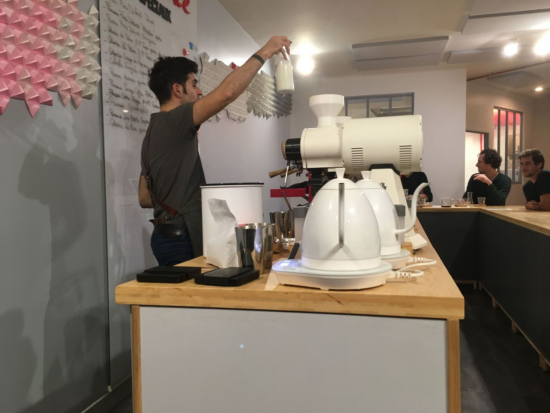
<box><xmin>149</xmin><ymin>215</ymin><xmax>183</xmax><ymax>226</ymax></box>
<box><xmin>152</xmin><ymin>224</ymin><xmax>186</xmax><ymax>236</ymax></box>
<box><xmin>149</xmin><ymin>204</ymin><xmax>202</xmax><ymax>226</ymax></box>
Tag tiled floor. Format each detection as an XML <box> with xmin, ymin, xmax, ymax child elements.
<box><xmin>109</xmin><ymin>286</ymin><xmax>550</xmax><ymax>413</ymax></box>
<box><xmin>460</xmin><ymin>285</ymin><xmax>550</xmax><ymax>413</ymax></box>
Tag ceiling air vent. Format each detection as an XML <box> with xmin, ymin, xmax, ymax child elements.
<box><xmin>351</xmin><ymin>147</ymin><xmax>364</xmax><ymax>170</ymax></box>
<box><xmin>399</xmin><ymin>145</ymin><xmax>413</xmax><ymax>170</ymax></box>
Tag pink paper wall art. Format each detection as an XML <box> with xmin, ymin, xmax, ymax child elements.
<box><xmin>0</xmin><ymin>0</ymin><xmax>101</xmax><ymax>117</ymax></box>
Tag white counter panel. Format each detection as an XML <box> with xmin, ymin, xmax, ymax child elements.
<box><xmin>140</xmin><ymin>307</ymin><xmax>447</xmax><ymax>413</ymax></box>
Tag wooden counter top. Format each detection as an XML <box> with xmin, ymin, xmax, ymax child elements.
<box><xmin>116</xmin><ymin>224</ymin><xmax>464</xmax><ymax>320</ymax></box>
<box><xmin>419</xmin><ymin>206</ymin><xmax>550</xmax><ymax>237</ymax></box>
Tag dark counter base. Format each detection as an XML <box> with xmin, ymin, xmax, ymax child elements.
<box><xmin>418</xmin><ymin>211</ymin><xmax>550</xmax><ymax>366</ymax></box>
<box><xmin>418</xmin><ymin>212</ymin><xmax>478</xmax><ymax>281</ymax></box>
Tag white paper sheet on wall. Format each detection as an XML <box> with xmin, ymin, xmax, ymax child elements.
<box><xmin>99</xmin><ymin>0</ymin><xmax>198</xmax><ymax>384</ymax></box>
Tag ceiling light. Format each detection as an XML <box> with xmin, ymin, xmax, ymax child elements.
<box><xmin>123</xmin><ymin>109</ymin><xmax>129</xmax><ymax>113</ymax></box>
<box><xmin>503</xmin><ymin>42</ymin><xmax>519</xmax><ymax>57</ymax></box>
<box><xmin>291</xmin><ymin>42</ymin><xmax>320</xmax><ymax>56</ymax></box>
<box><xmin>535</xmin><ymin>86</ymin><xmax>544</xmax><ymax>92</ymax></box>
<box><xmin>534</xmin><ymin>32</ymin><xmax>550</xmax><ymax>56</ymax></box>
<box><xmin>297</xmin><ymin>56</ymin><xmax>315</xmax><ymax>75</ymax></box>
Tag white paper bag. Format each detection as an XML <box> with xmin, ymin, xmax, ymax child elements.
<box><xmin>205</xmin><ymin>199</ymin><xmax>239</xmax><ymax>268</ymax></box>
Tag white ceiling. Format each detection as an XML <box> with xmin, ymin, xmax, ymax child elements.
<box><xmin>218</xmin><ymin>0</ymin><xmax>550</xmax><ymax>97</ymax></box>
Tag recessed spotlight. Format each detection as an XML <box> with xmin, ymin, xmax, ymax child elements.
<box><xmin>534</xmin><ymin>32</ymin><xmax>550</xmax><ymax>56</ymax></box>
<box><xmin>503</xmin><ymin>42</ymin><xmax>519</xmax><ymax>57</ymax></box>
<box><xmin>122</xmin><ymin>109</ymin><xmax>129</xmax><ymax>113</ymax></box>
<box><xmin>535</xmin><ymin>87</ymin><xmax>544</xmax><ymax>92</ymax></box>
<box><xmin>297</xmin><ymin>56</ymin><xmax>315</xmax><ymax>75</ymax></box>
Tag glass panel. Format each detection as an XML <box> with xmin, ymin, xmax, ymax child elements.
<box><xmin>347</xmin><ymin>98</ymin><xmax>367</xmax><ymax>119</ymax></box>
<box><xmin>499</xmin><ymin>110</ymin><xmax>506</xmax><ymax>173</ymax></box>
<box><xmin>506</xmin><ymin>112</ymin><xmax>514</xmax><ymax>179</ymax></box>
<box><xmin>514</xmin><ymin>112</ymin><xmax>522</xmax><ymax>183</ymax></box>
<box><xmin>390</xmin><ymin>95</ymin><xmax>413</xmax><ymax>116</ymax></box>
<box><xmin>368</xmin><ymin>97</ymin><xmax>390</xmax><ymax>118</ymax></box>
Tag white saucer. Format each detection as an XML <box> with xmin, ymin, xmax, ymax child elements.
<box><xmin>381</xmin><ymin>249</ymin><xmax>411</xmax><ymax>270</ymax></box>
<box><xmin>271</xmin><ymin>260</ymin><xmax>392</xmax><ymax>291</ymax></box>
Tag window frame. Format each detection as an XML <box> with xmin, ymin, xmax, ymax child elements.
<box><xmin>344</xmin><ymin>93</ymin><xmax>415</xmax><ymax>118</ymax></box>
<box><xmin>493</xmin><ymin>106</ymin><xmax>523</xmax><ymax>184</ymax></box>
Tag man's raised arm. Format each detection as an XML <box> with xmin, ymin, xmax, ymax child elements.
<box><xmin>192</xmin><ymin>36</ymin><xmax>291</xmax><ymax>126</ymax></box>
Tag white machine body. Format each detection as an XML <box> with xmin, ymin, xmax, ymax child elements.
<box><xmin>298</xmin><ymin>94</ymin><xmax>428</xmax><ymax>250</ymax></box>
<box><xmin>299</xmin><ymin>95</ymin><xmax>423</xmax><ymax>175</ymax></box>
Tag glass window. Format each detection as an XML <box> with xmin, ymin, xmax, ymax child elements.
<box><xmin>345</xmin><ymin>93</ymin><xmax>414</xmax><ymax>119</ymax></box>
<box><xmin>390</xmin><ymin>95</ymin><xmax>413</xmax><ymax>116</ymax></box>
<box><xmin>347</xmin><ymin>98</ymin><xmax>367</xmax><ymax>119</ymax></box>
<box><xmin>368</xmin><ymin>97</ymin><xmax>390</xmax><ymax>117</ymax></box>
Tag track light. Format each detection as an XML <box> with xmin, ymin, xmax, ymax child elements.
<box><xmin>503</xmin><ymin>42</ymin><xmax>519</xmax><ymax>57</ymax></box>
<box><xmin>534</xmin><ymin>33</ymin><xmax>550</xmax><ymax>56</ymax></box>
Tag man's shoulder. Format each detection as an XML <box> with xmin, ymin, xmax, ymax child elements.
<box><xmin>497</xmin><ymin>173</ymin><xmax>512</xmax><ymax>184</ymax></box>
<box><xmin>538</xmin><ymin>170</ymin><xmax>550</xmax><ymax>180</ymax></box>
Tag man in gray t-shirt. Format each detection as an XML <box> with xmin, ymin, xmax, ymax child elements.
<box><xmin>139</xmin><ymin>36</ymin><xmax>292</xmax><ymax>266</ymax></box>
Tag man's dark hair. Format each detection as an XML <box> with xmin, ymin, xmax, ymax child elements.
<box><xmin>519</xmin><ymin>148</ymin><xmax>545</xmax><ymax>169</ymax></box>
<box><xmin>479</xmin><ymin>149</ymin><xmax>502</xmax><ymax>169</ymax></box>
<box><xmin>148</xmin><ymin>56</ymin><xmax>198</xmax><ymax>105</ymax></box>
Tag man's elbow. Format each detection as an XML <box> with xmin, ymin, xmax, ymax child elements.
<box><xmin>221</xmin><ymin>87</ymin><xmax>238</xmax><ymax>104</ymax></box>
<box><xmin>139</xmin><ymin>195</ymin><xmax>153</xmax><ymax>209</ymax></box>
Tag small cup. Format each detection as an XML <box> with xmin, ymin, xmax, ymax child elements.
<box><xmin>477</xmin><ymin>197</ymin><xmax>486</xmax><ymax>206</ymax></box>
<box><xmin>441</xmin><ymin>197</ymin><xmax>453</xmax><ymax>207</ymax></box>
<box><xmin>235</xmin><ymin>223</ymin><xmax>273</xmax><ymax>274</ymax></box>
<box><xmin>466</xmin><ymin>192</ymin><xmax>473</xmax><ymax>205</ymax></box>
<box><xmin>417</xmin><ymin>198</ymin><xmax>427</xmax><ymax>207</ymax></box>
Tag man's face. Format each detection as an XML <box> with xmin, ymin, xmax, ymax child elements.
<box><xmin>476</xmin><ymin>154</ymin><xmax>491</xmax><ymax>174</ymax></box>
<box><xmin>520</xmin><ymin>156</ymin><xmax>542</xmax><ymax>178</ymax></box>
<box><xmin>182</xmin><ymin>73</ymin><xmax>202</xmax><ymax>103</ymax></box>
<box><xmin>172</xmin><ymin>73</ymin><xmax>203</xmax><ymax>105</ymax></box>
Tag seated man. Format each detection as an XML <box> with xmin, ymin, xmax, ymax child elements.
<box><xmin>464</xmin><ymin>149</ymin><xmax>511</xmax><ymax>206</ymax></box>
<box><xmin>401</xmin><ymin>171</ymin><xmax>433</xmax><ymax>202</ymax></box>
<box><xmin>519</xmin><ymin>149</ymin><xmax>550</xmax><ymax>211</ymax></box>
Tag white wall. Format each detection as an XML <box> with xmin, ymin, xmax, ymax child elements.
<box><xmin>0</xmin><ymin>2</ymin><xmax>110</xmax><ymax>412</ymax></box>
<box><xmin>290</xmin><ymin>69</ymin><xmax>467</xmax><ymax>203</ymax></box>
<box><xmin>533</xmin><ymin>95</ymin><xmax>550</xmax><ymax>160</ymax></box>
<box><xmin>465</xmin><ymin>132</ymin><xmax>483</xmax><ymax>189</ymax></box>
<box><xmin>197</xmin><ymin>0</ymin><xmax>290</xmax><ymax>218</ymax></box>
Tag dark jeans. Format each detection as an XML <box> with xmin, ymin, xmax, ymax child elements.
<box><xmin>151</xmin><ymin>229</ymin><xmax>194</xmax><ymax>266</ymax></box>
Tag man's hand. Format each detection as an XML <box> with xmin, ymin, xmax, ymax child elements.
<box><xmin>474</xmin><ymin>174</ymin><xmax>492</xmax><ymax>186</ymax></box>
<box><xmin>526</xmin><ymin>200</ymin><xmax>539</xmax><ymax>210</ymax></box>
<box><xmin>257</xmin><ymin>36</ymin><xmax>292</xmax><ymax>61</ymax></box>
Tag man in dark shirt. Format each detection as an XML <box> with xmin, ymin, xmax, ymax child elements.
<box><xmin>138</xmin><ymin>36</ymin><xmax>292</xmax><ymax>265</ymax></box>
<box><xmin>401</xmin><ymin>172</ymin><xmax>433</xmax><ymax>202</ymax></box>
<box><xmin>519</xmin><ymin>149</ymin><xmax>550</xmax><ymax>211</ymax></box>
<box><xmin>464</xmin><ymin>149</ymin><xmax>511</xmax><ymax>206</ymax></box>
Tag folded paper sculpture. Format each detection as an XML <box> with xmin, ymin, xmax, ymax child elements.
<box><xmin>0</xmin><ymin>1</ymin><xmax>101</xmax><ymax>117</ymax></box>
